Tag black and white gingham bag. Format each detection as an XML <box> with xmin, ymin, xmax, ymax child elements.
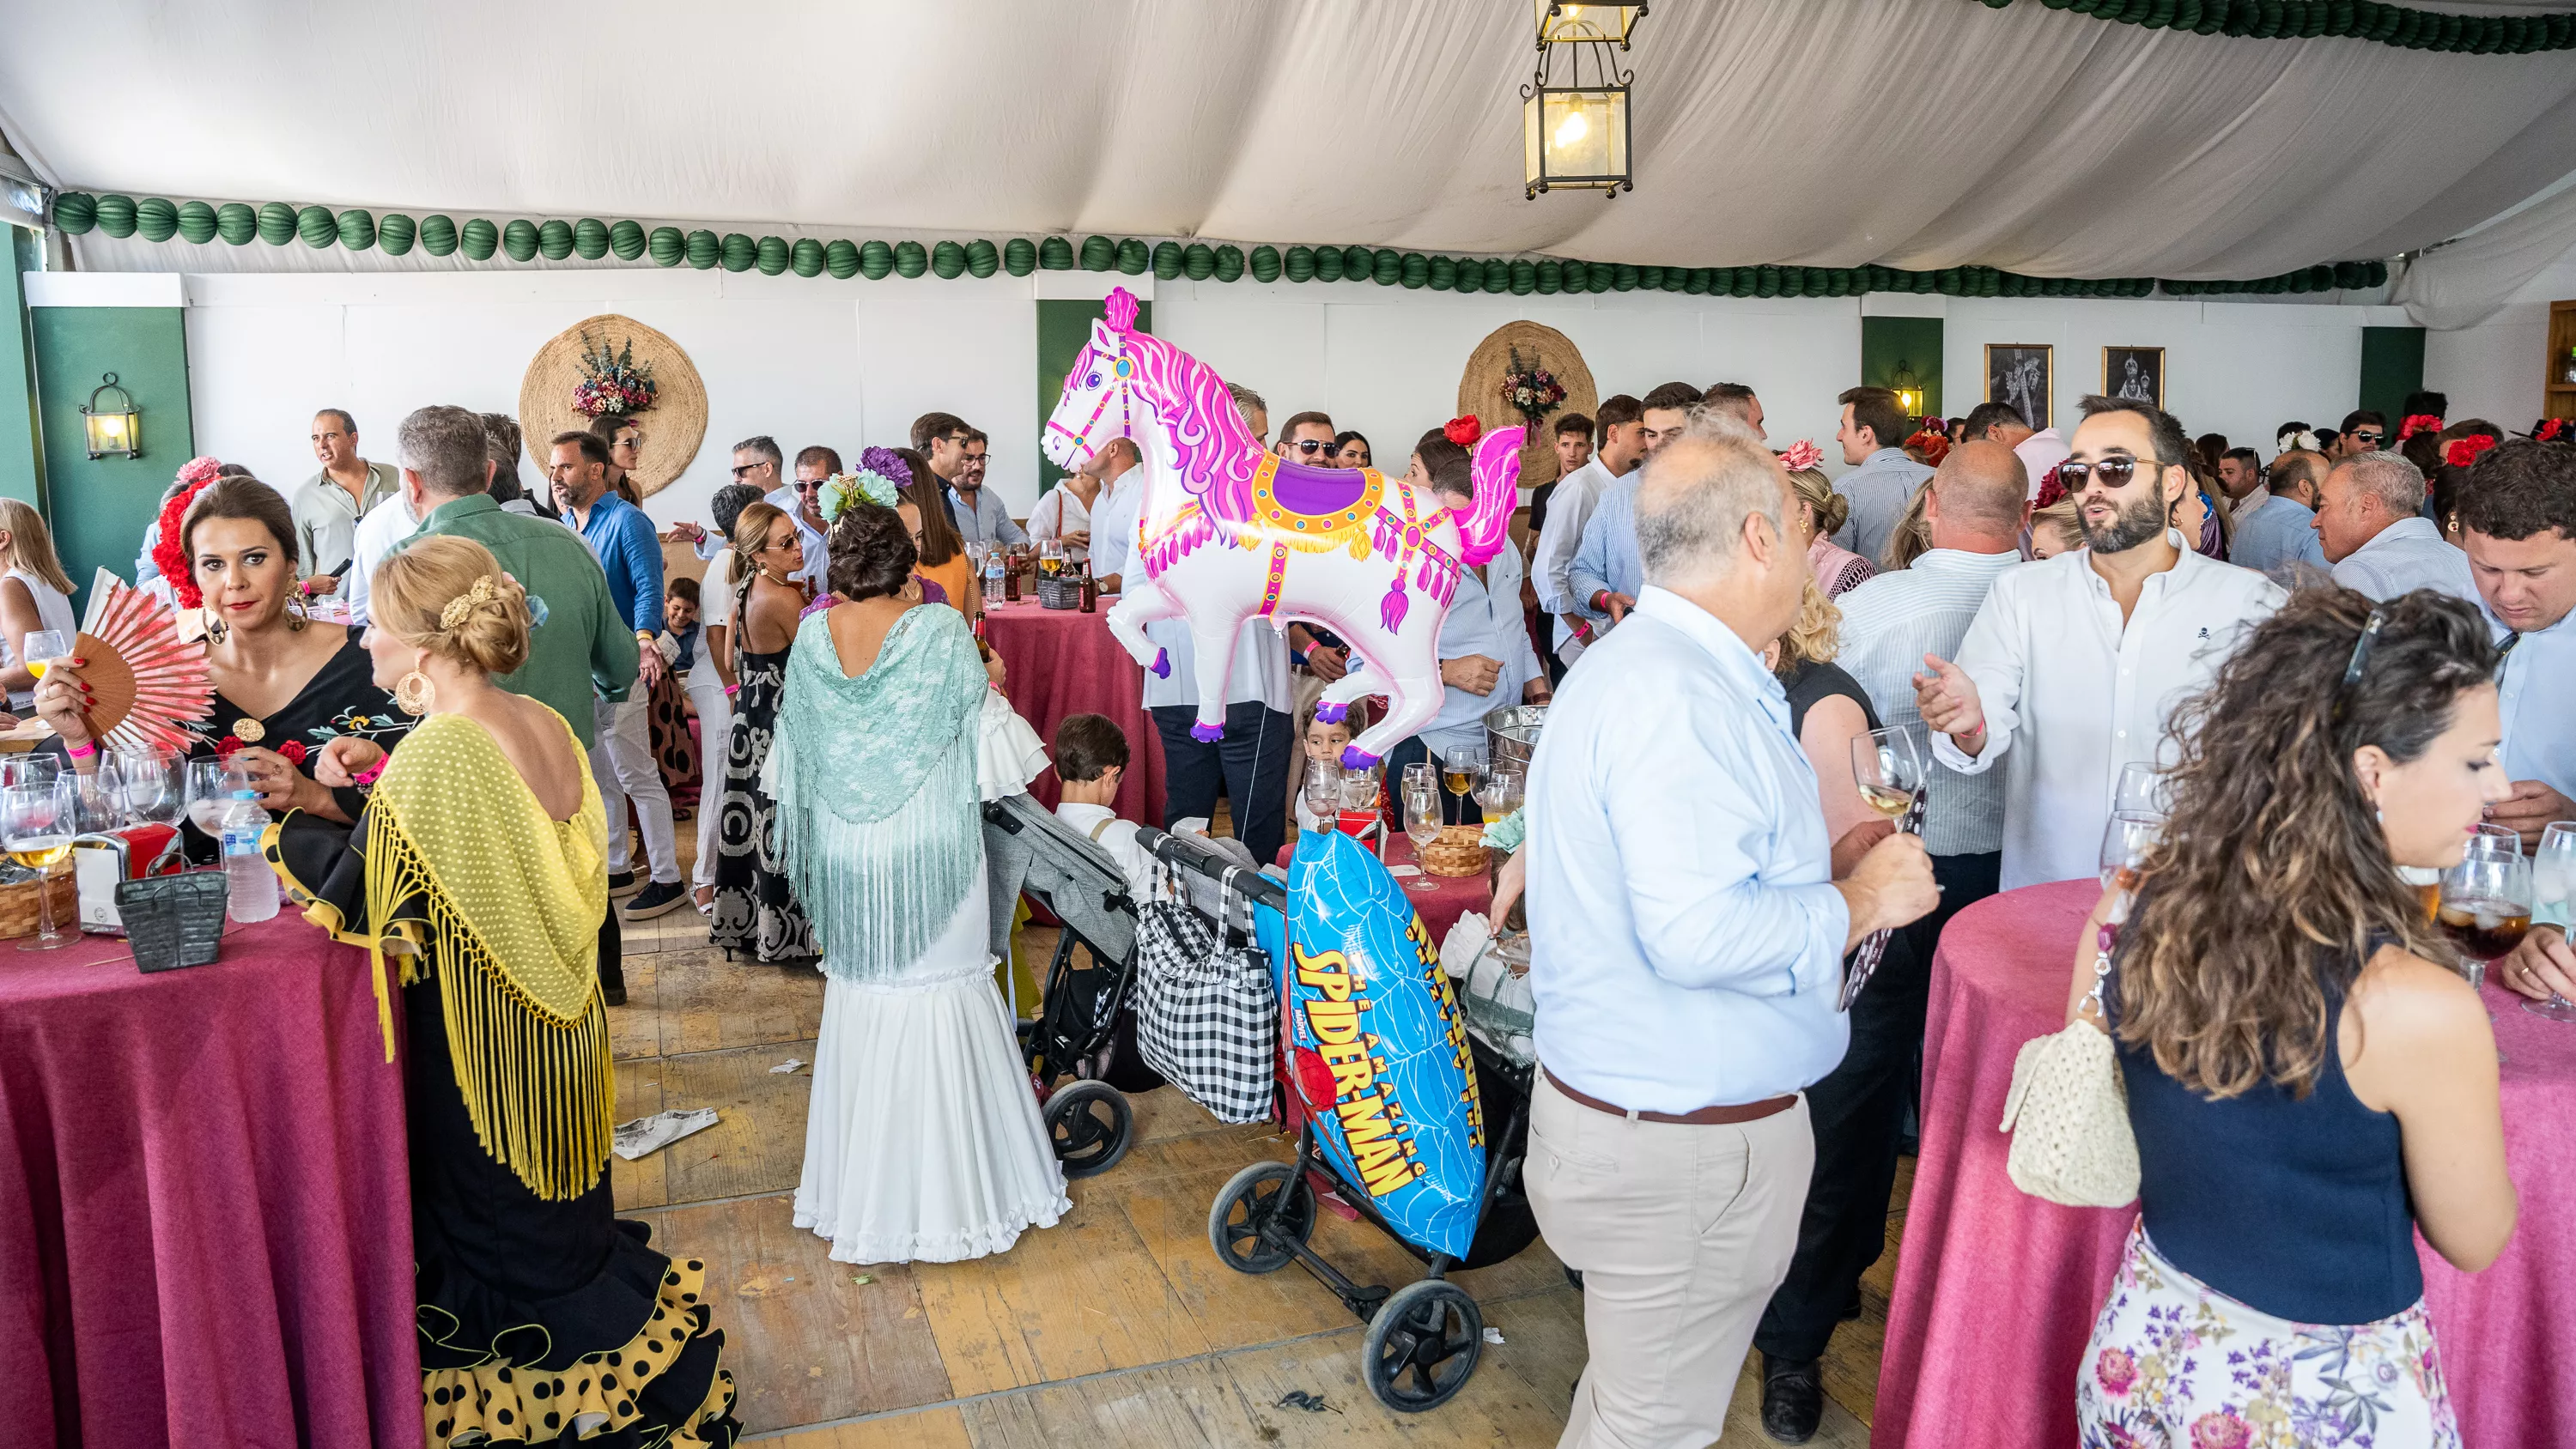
<box><xmin>1132</xmin><ymin>867</ymin><xmax>1277</xmax><ymax>1125</ymax></box>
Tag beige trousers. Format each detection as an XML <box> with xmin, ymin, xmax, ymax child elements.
<box><xmin>1526</xmin><ymin>1072</ymin><xmax>1815</xmax><ymax>1449</ymax></box>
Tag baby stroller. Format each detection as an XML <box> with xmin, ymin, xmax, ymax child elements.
<box><xmin>1137</xmin><ymin>825</ymin><xmax>1542</xmax><ymax>1413</ymax></box>
<box><xmin>981</xmin><ymin>794</ymin><xmax>1151</xmax><ymax>1179</ymax></box>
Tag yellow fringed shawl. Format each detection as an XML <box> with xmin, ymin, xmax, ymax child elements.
<box><xmin>364</xmin><ymin>709</ymin><xmax>614</xmax><ymax>1202</ymax></box>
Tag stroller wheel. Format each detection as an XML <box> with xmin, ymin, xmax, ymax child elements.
<box><xmin>1043</xmin><ymin>1080</ymin><xmax>1132</xmax><ymax>1179</ymax></box>
<box><xmin>1206</xmin><ymin>1161</ymin><xmax>1315</xmax><ymax>1276</ymax></box>
<box><xmin>1363</xmin><ymin>1279</ymin><xmax>1483</xmax><ymax>1412</ymax></box>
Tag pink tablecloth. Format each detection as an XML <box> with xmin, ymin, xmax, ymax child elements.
<box><xmin>1877</xmin><ymin>878</ymin><xmax>2576</xmax><ymax>1449</ymax></box>
<box><xmin>983</xmin><ymin>597</ymin><xmax>1165</xmax><ymax>823</ymax></box>
<box><xmin>0</xmin><ymin>918</ymin><xmax>422</xmax><ymax>1449</ymax></box>
<box><xmin>1275</xmin><ymin>833</ymin><xmax>1492</xmax><ymax>946</ymax></box>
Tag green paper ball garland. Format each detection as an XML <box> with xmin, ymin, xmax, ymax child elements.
<box><xmin>35</xmin><ymin>192</ymin><xmax>2392</xmax><ymax>300</ymax></box>
<box><xmin>1975</xmin><ymin>0</ymin><xmax>2576</xmax><ymax>54</ymax></box>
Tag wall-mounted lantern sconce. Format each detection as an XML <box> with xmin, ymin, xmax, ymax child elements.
<box><xmin>79</xmin><ymin>373</ymin><xmax>141</xmax><ymax>460</ymax></box>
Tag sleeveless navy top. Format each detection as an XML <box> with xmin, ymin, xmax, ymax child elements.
<box><xmin>2109</xmin><ymin>947</ymin><xmax>2420</xmax><ymax>1325</ymax></box>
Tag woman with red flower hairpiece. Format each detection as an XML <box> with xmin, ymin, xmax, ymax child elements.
<box><xmin>37</xmin><ymin>475</ymin><xmax>410</xmax><ymax>862</ymax></box>
<box><xmin>2427</xmin><ymin>420</ymin><xmax>2506</xmax><ymax>543</ymax></box>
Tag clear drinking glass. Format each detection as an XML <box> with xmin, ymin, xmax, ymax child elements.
<box><xmin>186</xmin><ymin>757</ymin><xmax>250</xmax><ymax>836</ymax></box>
<box><xmin>2113</xmin><ymin>761</ymin><xmax>2169</xmax><ymax>818</ymax></box>
<box><xmin>1854</xmin><ymin>726</ymin><xmax>1926</xmax><ymax>823</ymax></box>
<box><xmin>116</xmin><ymin>748</ymin><xmax>185</xmax><ymax>829</ymax></box>
<box><xmin>3</xmin><ymin>778</ymin><xmax>74</xmax><ymax>950</ymax></box>
<box><xmin>2439</xmin><ymin>834</ymin><xmax>2532</xmax><ymax>1003</ymax></box>
<box><xmin>1473</xmin><ymin>764</ymin><xmax>1524</xmax><ymax>821</ymax></box>
<box><xmin>20</xmin><ymin>629</ymin><xmax>68</xmax><ymax>682</ymax></box>
<box><xmin>1441</xmin><ymin>744</ymin><xmax>1486</xmax><ymax>828</ymax></box>
<box><xmin>1</xmin><ymin>754</ymin><xmax>60</xmax><ymax>792</ymax></box>
<box><xmin>1402</xmin><ymin>780</ymin><xmax>1443</xmax><ymax>890</ymax></box>
<box><xmin>2099</xmin><ymin>811</ymin><xmax>2160</xmax><ymax>894</ymax></box>
<box><xmin>1301</xmin><ymin>761</ymin><xmax>1342</xmax><ymax>834</ymax></box>
<box><xmin>2528</xmin><ymin>822</ymin><xmax>2576</xmax><ymax>1022</ymax></box>
<box><xmin>1401</xmin><ymin>761</ymin><xmax>1438</xmax><ymax>801</ymax></box>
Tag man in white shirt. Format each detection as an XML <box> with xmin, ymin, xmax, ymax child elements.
<box><xmin>761</xmin><ymin>444</ymin><xmax>837</xmax><ymax>593</ymax></box>
<box><xmin>1754</xmin><ymin>439</ymin><xmax>2028</xmax><ymax>1439</ymax></box>
<box><xmin>1917</xmin><ymin>395</ymin><xmax>2286</xmax><ymax>890</ymax></box>
<box><xmin>1832</xmin><ymin>387</ymin><xmax>1935</xmax><ymax>563</ymax></box>
<box><xmin>1526</xmin><ymin>423</ymin><xmax>1936</xmax><ymax>1449</ymax></box>
<box><xmin>2317</xmin><ymin>451</ymin><xmax>2478</xmax><ymax>606</ymax></box>
<box><xmin>2458</xmin><ymin>440</ymin><xmax>2576</xmax><ymax>850</ymax></box>
<box><xmin>1533</xmin><ymin>394</ymin><xmax>1643</xmax><ymax>667</ymax></box>
<box><xmin>339</xmin><ymin>488</ymin><xmax>421</xmax><ymax>626</ymax></box>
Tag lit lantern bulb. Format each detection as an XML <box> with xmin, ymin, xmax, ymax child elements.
<box><xmin>1554</xmin><ymin>109</ymin><xmax>1590</xmax><ymax>149</ymax></box>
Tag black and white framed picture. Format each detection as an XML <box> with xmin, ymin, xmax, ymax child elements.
<box><xmin>2103</xmin><ymin>346</ymin><xmax>2165</xmax><ymax>409</ymax></box>
<box><xmin>1985</xmin><ymin>344</ymin><xmax>2052</xmax><ymax>431</ymax></box>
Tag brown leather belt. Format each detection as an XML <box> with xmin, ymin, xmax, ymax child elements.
<box><xmin>1543</xmin><ymin>1067</ymin><xmax>1797</xmax><ymax>1126</ymax></box>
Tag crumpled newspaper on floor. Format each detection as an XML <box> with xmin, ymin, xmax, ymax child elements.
<box><xmin>611</xmin><ymin>1107</ymin><xmax>720</xmax><ymax>1161</ymax></box>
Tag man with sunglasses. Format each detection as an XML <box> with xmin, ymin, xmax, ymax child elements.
<box><xmin>916</xmin><ymin>411</ymin><xmax>1025</xmax><ymax>547</ymax></box>
<box><xmin>2336</xmin><ymin>409</ymin><xmax>2390</xmax><ymax>459</ymax></box>
<box><xmin>1914</xmin><ymin>395</ymin><xmax>2284</xmax><ymax>890</ymax></box>
<box><xmin>1274</xmin><ymin>410</ymin><xmax>1340</xmax><ymax>467</ymax></box>
<box><xmin>761</xmin><ymin>444</ymin><xmax>837</xmax><ymax>592</ymax></box>
<box><xmin>1273</xmin><ymin>412</ymin><xmax>1353</xmax><ymax>683</ymax></box>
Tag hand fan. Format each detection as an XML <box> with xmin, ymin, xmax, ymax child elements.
<box><xmin>70</xmin><ymin>568</ymin><xmax>213</xmax><ymax>753</ymax></box>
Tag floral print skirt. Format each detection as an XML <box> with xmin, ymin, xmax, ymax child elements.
<box><xmin>2079</xmin><ymin>1221</ymin><xmax>2458</xmax><ymax>1449</ymax></box>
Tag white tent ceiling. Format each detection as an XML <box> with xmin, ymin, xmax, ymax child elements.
<box><xmin>6</xmin><ymin>0</ymin><xmax>2576</xmax><ymax>292</ymax></box>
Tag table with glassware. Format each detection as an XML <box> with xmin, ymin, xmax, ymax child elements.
<box><xmin>1875</xmin><ymin>816</ymin><xmax>2576</xmax><ymax>1449</ymax></box>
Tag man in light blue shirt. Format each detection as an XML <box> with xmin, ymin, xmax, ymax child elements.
<box><xmin>2230</xmin><ymin>448</ymin><xmax>2330</xmax><ymax>582</ymax></box>
<box><xmin>2317</xmin><ymin>451</ymin><xmax>2478</xmax><ymax>607</ymax></box>
<box><xmin>1566</xmin><ymin>472</ymin><xmax>1643</xmax><ymax>633</ymax></box>
<box><xmin>1525</xmin><ymin>421</ymin><xmax>1935</xmax><ymax>1449</ymax></box>
<box><xmin>2460</xmin><ymin>440</ymin><xmax>2576</xmax><ymax>848</ymax></box>
<box><xmin>550</xmin><ymin>429</ymin><xmax>686</xmax><ymax>920</ymax></box>
<box><xmin>1832</xmin><ymin>387</ymin><xmax>1935</xmax><ymax>567</ymax></box>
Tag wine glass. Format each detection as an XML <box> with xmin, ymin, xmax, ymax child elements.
<box><xmin>2099</xmin><ymin>811</ymin><xmax>2160</xmax><ymax>895</ymax></box>
<box><xmin>1473</xmin><ymin>761</ymin><xmax>1524</xmax><ymax>822</ymax></box>
<box><xmin>3</xmin><ymin>778</ymin><xmax>75</xmax><ymax>950</ymax></box>
<box><xmin>1854</xmin><ymin>727</ymin><xmax>1926</xmax><ymax>825</ymax></box>
<box><xmin>2528</xmin><ymin>822</ymin><xmax>2576</xmax><ymax>1022</ymax></box>
<box><xmin>1300</xmin><ymin>761</ymin><xmax>1342</xmax><ymax>835</ymax></box>
<box><xmin>20</xmin><ymin>629</ymin><xmax>67</xmax><ymax>682</ymax></box>
<box><xmin>1441</xmin><ymin>744</ymin><xmax>1486</xmax><ymax>828</ymax></box>
<box><xmin>187</xmin><ymin>757</ymin><xmax>251</xmax><ymax>837</ymax></box>
<box><xmin>2</xmin><ymin>753</ymin><xmax>59</xmax><ymax>792</ymax></box>
<box><xmin>2113</xmin><ymin>761</ymin><xmax>2168</xmax><ymax>818</ymax></box>
<box><xmin>1038</xmin><ymin>538</ymin><xmax>1065</xmax><ymax>578</ymax></box>
<box><xmin>2439</xmin><ymin>833</ymin><xmax>2532</xmax><ymax>999</ymax></box>
<box><xmin>117</xmin><ymin>748</ymin><xmax>185</xmax><ymax>829</ymax></box>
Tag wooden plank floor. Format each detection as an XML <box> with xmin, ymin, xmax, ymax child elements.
<box><xmin>614</xmin><ymin>813</ymin><xmax>1896</xmax><ymax>1446</ymax></box>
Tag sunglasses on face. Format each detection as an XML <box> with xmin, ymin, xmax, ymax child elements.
<box><xmin>1291</xmin><ymin>439</ymin><xmax>1333</xmax><ymax>455</ymax></box>
<box><xmin>731</xmin><ymin>463</ymin><xmax>768</xmax><ymax>478</ymax></box>
<box><xmin>793</xmin><ymin>480</ymin><xmax>822</xmax><ymax>492</ymax></box>
<box><xmin>2349</xmin><ymin>431</ymin><xmax>2384</xmax><ymax>444</ymax></box>
<box><xmin>2057</xmin><ymin>454</ymin><xmax>2164</xmax><ymax>491</ymax></box>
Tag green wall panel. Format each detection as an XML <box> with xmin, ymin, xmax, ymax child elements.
<box><xmin>1861</xmin><ymin>315</ymin><xmax>1944</xmax><ymax>421</ymax></box>
<box><xmin>1</xmin><ymin>229</ymin><xmax>41</xmax><ymax>508</ymax></box>
<box><xmin>2360</xmin><ymin>326</ymin><xmax>2427</xmax><ymax>429</ymax></box>
<box><xmin>32</xmin><ymin>306</ymin><xmax>194</xmax><ymax>611</ymax></box>
<box><xmin>1035</xmin><ymin>296</ymin><xmax>1151</xmax><ymax>498</ymax></box>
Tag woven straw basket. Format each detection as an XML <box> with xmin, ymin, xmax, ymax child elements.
<box><xmin>1456</xmin><ymin>320</ymin><xmax>1600</xmax><ymax>491</ymax></box>
<box><xmin>519</xmin><ymin>314</ymin><xmax>708</xmax><ymax>500</ymax></box>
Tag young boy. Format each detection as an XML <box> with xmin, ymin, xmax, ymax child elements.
<box><xmin>1052</xmin><ymin>713</ymin><xmax>1161</xmax><ymax>903</ymax></box>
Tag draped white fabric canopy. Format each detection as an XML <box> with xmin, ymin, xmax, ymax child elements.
<box><xmin>5</xmin><ymin>0</ymin><xmax>2575</xmax><ymax>300</ymax></box>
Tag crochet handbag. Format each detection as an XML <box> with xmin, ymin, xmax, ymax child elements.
<box><xmin>1131</xmin><ymin>866</ymin><xmax>1278</xmax><ymax>1125</ymax></box>
<box><xmin>1999</xmin><ymin>916</ymin><xmax>2140</xmax><ymax>1209</ymax></box>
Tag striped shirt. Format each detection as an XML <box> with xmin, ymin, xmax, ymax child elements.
<box><xmin>1831</xmin><ymin>549</ymin><xmax>2021</xmax><ymax>857</ymax></box>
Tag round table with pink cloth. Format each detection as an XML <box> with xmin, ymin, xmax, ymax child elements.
<box><xmin>982</xmin><ymin>597</ymin><xmax>1165</xmax><ymax>822</ymax></box>
<box><xmin>0</xmin><ymin>917</ymin><xmax>422</xmax><ymax>1447</ymax></box>
<box><xmin>1273</xmin><ymin>830</ymin><xmax>1492</xmax><ymax>946</ymax></box>
<box><xmin>1877</xmin><ymin>877</ymin><xmax>2576</xmax><ymax>1448</ymax></box>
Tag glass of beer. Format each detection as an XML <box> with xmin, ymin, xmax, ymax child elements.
<box><xmin>2439</xmin><ymin>832</ymin><xmax>2531</xmax><ymax>992</ymax></box>
<box><xmin>3</xmin><ymin>777</ymin><xmax>75</xmax><ymax>950</ymax></box>
<box><xmin>1441</xmin><ymin>744</ymin><xmax>1486</xmax><ymax>826</ymax></box>
<box><xmin>1853</xmin><ymin>726</ymin><xmax>1925</xmax><ymax>825</ymax></box>
<box><xmin>1038</xmin><ymin>538</ymin><xmax>1064</xmax><ymax>577</ymax></box>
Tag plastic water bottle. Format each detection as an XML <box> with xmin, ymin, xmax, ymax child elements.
<box><xmin>221</xmin><ymin>790</ymin><xmax>277</xmax><ymax>923</ymax></box>
<box><xmin>984</xmin><ymin>549</ymin><xmax>1006</xmax><ymax>604</ymax></box>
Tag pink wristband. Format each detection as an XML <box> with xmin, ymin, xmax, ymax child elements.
<box><xmin>351</xmin><ymin>762</ymin><xmax>385</xmax><ymax>786</ymax></box>
<box><xmin>65</xmin><ymin>740</ymin><xmax>94</xmax><ymax>759</ymax></box>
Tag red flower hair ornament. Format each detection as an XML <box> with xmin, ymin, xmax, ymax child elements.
<box><xmin>2399</xmin><ymin>414</ymin><xmax>2445</xmax><ymax>442</ymax></box>
<box><xmin>2533</xmin><ymin>418</ymin><xmax>2570</xmax><ymax>444</ymax></box>
<box><xmin>2445</xmin><ymin>434</ymin><xmax>2500</xmax><ymax>470</ymax></box>
<box><xmin>151</xmin><ymin>457</ymin><xmax>228</xmax><ymax>609</ymax></box>
<box><xmin>1443</xmin><ymin>415</ymin><xmax>1482</xmax><ymax>447</ymax></box>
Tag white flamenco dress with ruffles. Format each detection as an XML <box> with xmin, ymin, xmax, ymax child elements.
<box><xmin>768</xmin><ymin>606</ymin><xmax>1068</xmax><ymax>1265</ymax></box>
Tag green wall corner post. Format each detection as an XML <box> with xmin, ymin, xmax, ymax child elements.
<box><xmin>29</xmin><ymin>305</ymin><xmax>195</xmax><ymax>610</ymax></box>
<box><xmin>2359</xmin><ymin>326</ymin><xmax>2427</xmax><ymax>428</ymax></box>
<box><xmin>1861</xmin><ymin>316</ymin><xmax>1945</xmax><ymax>421</ymax></box>
<box><xmin>1034</xmin><ymin>297</ymin><xmax>1150</xmax><ymax>499</ymax></box>
<box><xmin>0</xmin><ymin>228</ymin><xmax>43</xmax><ymax>510</ymax></box>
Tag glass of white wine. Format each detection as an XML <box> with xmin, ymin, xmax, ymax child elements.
<box><xmin>1402</xmin><ymin>778</ymin><xmax>1443</xmax><ymax>891</ymax></box>
<box><xmin>1852</xmin><ymin>725</ymin><xmax>1925</xmax><ymax>824</ymax></box>
<box><xmin>3</xmin><ymin>777</ymin><xmax>75</xmax><ymax>950</ymax></box>
<box><xmin>1441</xmin><ymin>744</ymin><xmax>1486</xmax><ymax>828</ymax></box>
<box><xmin>21</xmin><ymin>629</ymin><xmax>67</xmax><ymax>683</ymax></box>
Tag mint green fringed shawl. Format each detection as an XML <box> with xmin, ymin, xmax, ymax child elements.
<box><xmin>772</xmin><ymin>605</ymin><xmax>987</xmax><ymax>984</ymax></box>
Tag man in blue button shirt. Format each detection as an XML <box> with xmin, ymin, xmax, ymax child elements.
<box><xmin>2231</xmin><ymin>447</ymin><xmax>2330</xmax><ymax>582</ymax></box>
<box><xmin>1526</xmin><ymin>417</ymin><xmax>1936</xmax><ymax>1449</ymax></box>
<box><xmin>550</xmin><ymin>430</ymin><xmax>687</xmax><ymax>921</ymax></box>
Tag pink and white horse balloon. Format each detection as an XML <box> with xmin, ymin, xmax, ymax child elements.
<box><xmin>1041</xmin><ymin>288</ymin><xmax>1523</xmax><ymax>768</ymax></box>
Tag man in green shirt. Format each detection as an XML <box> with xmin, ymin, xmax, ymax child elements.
<box><xmin>392</xmin><ymin>404</ymin><xmax>641</xmax><ymax>1001</ymax></box>
<box><xmin>295</xmin><ymin>408</ymin><xmax>402</xmax><ymax>591</ymax></box>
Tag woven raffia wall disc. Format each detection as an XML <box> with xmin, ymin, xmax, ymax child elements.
<box><xmin>519</xmin><ymin>314</ymin><xmax>707</xmax><ymax>499</ymax></box>
<box><xmin>1457</xmin><ymin>320</ymin><xmax>1599</xmax><ymax>488</ymax></box>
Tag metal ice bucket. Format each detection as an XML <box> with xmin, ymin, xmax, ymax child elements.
<box><xmin>1484</xmin><ymin>704</ymin><xmax>1546</xmax><ymax>775</ymax></box>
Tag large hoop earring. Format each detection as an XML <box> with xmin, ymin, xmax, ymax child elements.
<box><xmin>394</xmin><ymin>670</ymin><xmax>434</xmax><ymax>716</ymax></box>
<box><xmin>285</xmin><ymin>594</ymin><xmax>308</xmax><ymax>632</ymax></box>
